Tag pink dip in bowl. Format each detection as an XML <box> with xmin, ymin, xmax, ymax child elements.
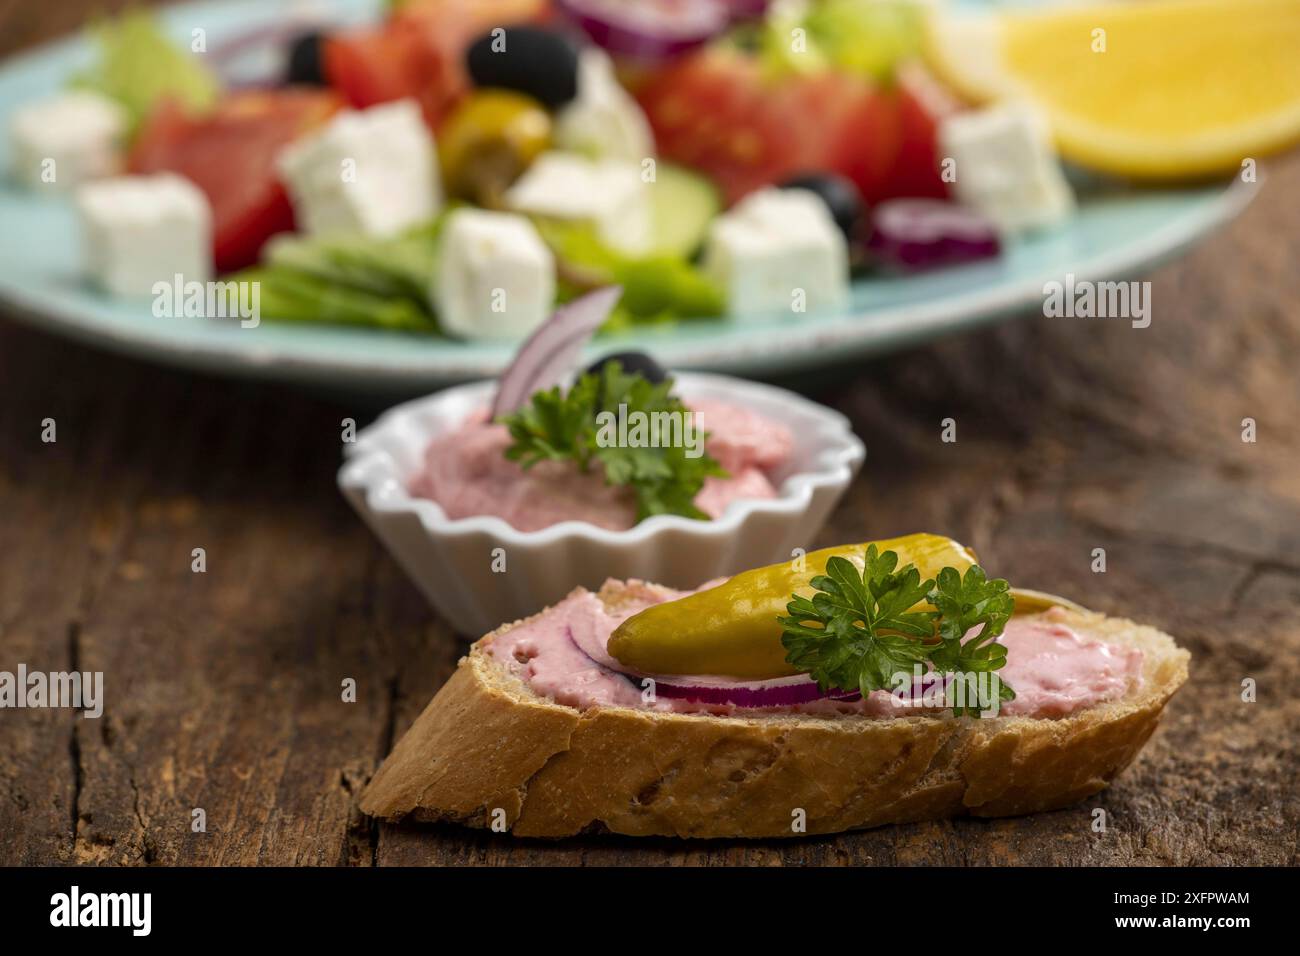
<box><xmin>409</xmin><ymin>398</ymin><xmax>794</xmax><ymax>532</ymax></box>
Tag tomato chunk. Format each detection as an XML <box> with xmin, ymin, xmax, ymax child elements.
<box><xmin>129</xmin><ymin>90</ymin><xmax>341</xmax><ymax>272</ymax></box>
<box><xmin>324</xmin><ymin>0</ymin><xmax>549</xmax><ymax>128</ymax></box>
<box><xmin>637</xmin><ymin>49</ymin><xmax>952</xmax><ymax>207</ymax></box>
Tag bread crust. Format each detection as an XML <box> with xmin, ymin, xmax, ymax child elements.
<box><xmin>360</xmin><ymin>587</ymin><xmax>1190</xmax><ymax>839</ymax></box>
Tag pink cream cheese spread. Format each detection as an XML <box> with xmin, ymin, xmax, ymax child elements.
<box><xmin>486</xmin><ymin>584</ymin><xmax>1145</xmax><ymax>719</ymax></box>
<box><xmin>409</xmin><ymin>399</ymin><xmax>793</xmax><ymax>531</ymax></box>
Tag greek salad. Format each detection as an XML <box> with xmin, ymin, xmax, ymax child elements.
<box><xmin>6</xmin><ymin>1</ymin><xmax>1134</xmax><ymax>340</ymax></box>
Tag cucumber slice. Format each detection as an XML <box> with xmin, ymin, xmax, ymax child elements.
<box><xmin>647</xmin><ymin>163</ymin><xmax>721</xmax><ymax>259</ymax></box>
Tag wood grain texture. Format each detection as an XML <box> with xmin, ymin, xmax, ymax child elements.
<box><xmin>0</xmin><ymin>1</ymin><xmax>1297</xmax><ymax>866</ymax></box>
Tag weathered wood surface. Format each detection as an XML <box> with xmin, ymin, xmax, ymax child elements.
<box><xmin>1</xmin><ymin>4</ymin><xmax>1297</xmax><ymax>866</ymax></box>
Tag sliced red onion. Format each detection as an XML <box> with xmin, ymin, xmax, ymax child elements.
<box><xmin>556</xmin><ymin>0</ymin><xmax>733</xmax><ymax>60</ymax></box>
<box><xmin>566</xmin><ymin>618</ymin><xmax>622</xmax><ymax>671</ymax></box>
<box><xmin>866</xmin><ymin>199</ymin><xmax>1001</xmax><ymax>272</ymax></box>
<box><xmin>566</xmin><ymin>622</ymin><xmax>860</xmax><ymax>708</ymax></box>
<box><xmin>650</xmin><ymin>673</ymin><xmax>861</xmax><ymax>707</ymax></box>
<box><xmin>490</xmin><ymin>286</ymin><xmax>623</xmax><ymax>417</ymax></box>
<box><xmin>719</xmin><ymin>0</ymin><xmax>772</xmax><ymax>23</ymax></box>
<box><xmin>207</xmin><ymin>16</ymin><xmax>332</xmax><ymax>85</ymax></box>
<box><xmin>891</xmin><ymin>672</ymin><xmax>955</xmax><ymax>708</ymax></box>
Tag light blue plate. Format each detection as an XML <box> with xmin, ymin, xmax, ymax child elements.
<box><xmin>0</xmin><ymin>0</ymin><xmax>1255</xmax><ymax>391</ymax></box>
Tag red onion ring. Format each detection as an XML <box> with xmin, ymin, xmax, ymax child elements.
<box><xmin>556</xmin><ymin>0</ymin><xmax>733</xmax><ymax>61</ymax></box>
<box><xmin>649</xmin><ymin>675</ymin><xmax>861</xmax><ymax>707</ymax></box>
<box><xmin>866</xmin><ymin>199</ymin><xmax>1001</xmax><ymax>272</ymax></box>
<box><xmin>206</xmin><ymin>16</ymin><xmax>336</xmax><ymax>87</ymax></box>
<box><xmin>719</xmin><ymin>0</ymin><xmax>772</xmax><ymax>23</ymax></box>
<box><xmin>490</xmin><ymin>286</ymin><xmax>622</xmax><ymax>417</ymax></box>
<box><xmin>566</xmin><ymin>621</ymin><xmax>862</xmax><ymax>709</ymax></box>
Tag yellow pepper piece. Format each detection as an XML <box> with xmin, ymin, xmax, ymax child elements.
<box><xmin>608</xmin><ymin>533</ymin><xmax>980</xmax><ymax>680</ymax></box>
<box><xmin>438</xmin><ymin>90</ymin><xmax>552</xmax><ymax>206</ymax></box>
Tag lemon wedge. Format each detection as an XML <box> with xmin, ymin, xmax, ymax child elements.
<box><xmin>925</xmin><ymin>0</ymin><xmax>1300</xmax><ymax>178</ymax></box>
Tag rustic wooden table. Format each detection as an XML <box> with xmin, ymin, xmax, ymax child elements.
<box><xmin>2</xmin><ymin>3</ymin><xmax>1297</xmax><ymax>867</ymax></box>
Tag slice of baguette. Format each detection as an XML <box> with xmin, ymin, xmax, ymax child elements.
<box><xmin>360</xmin><ymin>581</ymin><xmax>1190</xmax><ymax>839</ymax></box>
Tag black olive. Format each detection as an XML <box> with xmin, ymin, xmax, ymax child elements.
<box><xmin>779</xmin><ymin>172</ymin><xmax>865</xmax><ymax>242</ymax></box>
<box><xmin>465</xmin><ymin>26</ymin><xmax>579</xmax><ymax>110</ymax></box>
<box><xmin>285</xmin><ymin>32</ymin><xmax>327</xmax><ymax>87</ymax></box>
<box><xmin>584</xmin><ymin>351</ymin><xmax>668</xmax><ymax>385</ymax></box>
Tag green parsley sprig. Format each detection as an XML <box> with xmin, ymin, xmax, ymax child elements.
<box><xmin>777</xmin><ymin>544</ymin><xmax>1016</xmax><ymax>717</ymax></box>
<box><xmin>498</xmin><ymin>362</ymin><xmax>727</xmax><ymax>521</ymax></box>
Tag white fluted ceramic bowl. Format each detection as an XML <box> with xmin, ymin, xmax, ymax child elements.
<box><xmin>338</xmin><ymin>373</ymin><xmax>865</xmax><ymax>635</ymax></box>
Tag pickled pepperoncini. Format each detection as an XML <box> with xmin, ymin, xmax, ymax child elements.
<box><xmin>607</xmin><ymin>533</ymin><xmax>980</xmax><ymax>679</ymax></box>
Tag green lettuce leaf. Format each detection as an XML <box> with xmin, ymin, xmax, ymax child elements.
<box><xmin>71</xmin><ymin>11</ymin><xmax>220</xmax><ymax>132</ymax></box>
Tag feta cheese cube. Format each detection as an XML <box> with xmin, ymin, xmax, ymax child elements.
<box><xmin>10</xmin><ymin>90</ymin><xmax>126</xmax><ymax>191</ymax></box>
<box><xmin>277</xmin><ymin>99</ymin><xmax>441</xmax><ymax>238</ymax></box>
<box><xmin>703</xmin><ymin>187</ymin><xmax>849</xmax><ymax>317</ymax></box>
<box><xmin>553</xmin><ymin>48</ymin><xmax>655</xmax><ymax>164</ymax></box>
<box><xmin>434</xmin><ymin>209</ymin><xmax>555</xmax><ymax>341</ymax></box>
<box><xmin>76</xmin><ymin>173</ymin><xmax>212</xmax><ymax>298</ymax></box>
<box><xmin>503</xmin><ymin>152</ymin><xmax>650</xmax><ymax>255</ymax></box>
<box><xmin>938</xmin><ymin>102</ymin><xmax>1074</xmax><ymax>234</ymax></box>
